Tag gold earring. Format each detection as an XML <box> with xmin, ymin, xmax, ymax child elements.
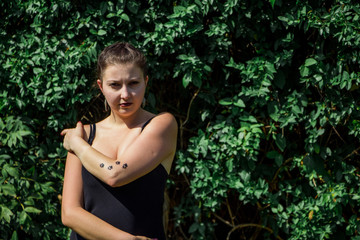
<box><xmin>104</xmin><ymin>99</ymin><xmax>109</xmax><ymax>111</ymax></box>
<box><xmin>142</xmin><ymin>98</ymin><xmax>146</xmax><ymax>108</ymax></box>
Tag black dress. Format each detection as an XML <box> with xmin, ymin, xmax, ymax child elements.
<box><xmin>70</xmin><ymin>118</ymin><xmax>168</xmax><ymax>240</ymax></box>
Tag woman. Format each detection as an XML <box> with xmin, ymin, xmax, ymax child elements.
<box><xmin>61</xmin><ymin>42</ymin><xmax>177</xmax><ymax>240</ymax></box>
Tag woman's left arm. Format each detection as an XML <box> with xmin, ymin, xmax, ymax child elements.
<box><xmin>61</xmin><ymin>113</ymin><xmax>177</xmax><ymax>187</ymax></box>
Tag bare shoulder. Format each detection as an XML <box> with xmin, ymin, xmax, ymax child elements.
<box><xmin>150</xmin><ymin>112</ymin><xmax>178</xmax><ymax>132</ymax></box>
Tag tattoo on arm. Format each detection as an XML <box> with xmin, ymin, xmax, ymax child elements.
<box><xmin>99</xmin><ymin>162</ymin><xmax>125</xmax><ymax>170</ymax></box>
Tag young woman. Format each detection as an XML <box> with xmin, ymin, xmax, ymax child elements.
<box><xmin>61</xmin><ymin>42</ymin><xmax>177</xmax><ymax>240</ymax></box>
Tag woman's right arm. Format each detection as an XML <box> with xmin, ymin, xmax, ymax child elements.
<box><xmin>61</xmin><ymin>152</ymin><xmax>150</xmax><ymax>240</ymax></box>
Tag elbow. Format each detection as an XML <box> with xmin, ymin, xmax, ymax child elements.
<box><xmin>61</xmin><ymin>206</ymin><xmax>76</xmax><ymax>227</ymax></box>
<box><xmin>61</xmin><ymin>209</ymin><xmax>70</xmax><ymax>227</ymax></box>
<box><xmin>105</xmin><ymin>171</ymin><xmax>126</xmax><ymax>187</ymax></box>
<box><xmin>106</xmin><ymin>177</ymin><xmax>123</xmax><ymax>188</ymax></box>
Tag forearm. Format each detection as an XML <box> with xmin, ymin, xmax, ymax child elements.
<box><xmin>72</xmin><ymin>139</ymin><xmax>123</xmax><ymax>186</ymax></box>
<box><xmin>63</xmin><ymin>205</ymin><xmax>135</xmax><ymax>240</ymax></box>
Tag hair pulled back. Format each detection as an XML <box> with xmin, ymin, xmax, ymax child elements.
<box><xmin>97</xmin><ymin>42</ymin><xmax>147</xmax><ymax>80</ymax></box>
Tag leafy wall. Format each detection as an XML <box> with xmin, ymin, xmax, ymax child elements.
<box><xmin>0</xmin><ymin>0</ymin><xmax>360</xmax><ymax>239</ymax></box>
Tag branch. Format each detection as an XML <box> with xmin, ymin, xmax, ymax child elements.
<box><xmin>213</xmin><ymin>213</ymin><xmax>234</xmax><ymax>228</ymax></box>
<box><xmin>343</xmin><ymin>146</ymin><xmax>360</xmax><ymax>160</ymax></box>
<box><xmin>226</xmin><ymin>197</ymin><xmax>235</xmax><ymax>226</ymax></box>
<box><xmin>332</xmin><ymin>125</ymin><xmax>346</xmax><ymax>144</ymax></box>
<box><xmin>181</xmin><ymin>88</ymin><xmax>200</xmax><ymax>128</ymax></box>
<box><xmin>179</xmin><ymin>88</ymin><xmax>200</xmax><ymax>150</ymax></box>
<box><xmin>226</xmin><ymin>223</ymin><xmax>283</xmax><ymax>240</ymax></box>
<box><xmin>271</xmin><ymin>157</ymin><xmax>293</xmax><ymax>184</ymax></box>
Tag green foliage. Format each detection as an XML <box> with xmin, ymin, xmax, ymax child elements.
<box><xmin>1</xmin><ymin>0</ymin><xmax>360</xmax><ymax>239</ymax></box>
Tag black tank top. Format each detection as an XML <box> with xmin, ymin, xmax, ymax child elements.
<box><xmin>70</xmin><ymin>118</ymin><xmax>168</xmax><ymax>240</ymax></box>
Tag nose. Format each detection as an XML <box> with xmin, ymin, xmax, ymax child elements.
<box><xmin>120</xmin><ymin>85</ymin><xmax>130</xmax><ymax>100</ymax></box>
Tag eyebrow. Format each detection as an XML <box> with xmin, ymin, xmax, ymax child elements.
<box><xmin>106</xmin><ymin>77</ymin><xmax>141</xmax><ymax>82</ymax></box>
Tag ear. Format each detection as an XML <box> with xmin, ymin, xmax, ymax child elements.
<box><xmin>97</xmin><ymin>79</ymin><xmax>103</xmax><ymax>92</ymax></box>
<box><xmin>145</xmin><ymin>76</ymin><xmax>149</xmax><ymax>86</ymax></box>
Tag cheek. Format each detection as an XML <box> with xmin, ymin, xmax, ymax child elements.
<box><xmin>133</xmin><ymin>86</ymin><xmax>146</xmax><ymax>97</ymax></box>
<box><xmin>103</xmin><ymin>90</ymin><xmax>119</xmax><ymax>103</ymax></box>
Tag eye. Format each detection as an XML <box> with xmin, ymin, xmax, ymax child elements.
<box><xmin>110</xmin><ymin>83</ymin><xmax>121</xmax><ymax>87</ymax></box>
<box><xmin>129</xmin><ymin>81</ymin><xmax>139</xmax><ymax>86</ymax></box>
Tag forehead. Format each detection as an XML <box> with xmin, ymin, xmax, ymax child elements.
<box><xmin>102</xmin><ymin>63</ymin><xmax>144</xmax><ymax>80</ymax></box>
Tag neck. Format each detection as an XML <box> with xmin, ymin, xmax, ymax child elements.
<box><xmin>107</xmin><ymin>108</ymin><xmax>148</xmax><ymax>129</ymax></box>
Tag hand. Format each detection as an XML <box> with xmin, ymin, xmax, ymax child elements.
<box><xmin>60</xmin><ymin>121</ymin><xmax>85</xmax><ymax>152</ymax></box>
<box><xmin>134</xmin><ymin>236</ymin><xmax>158</xmax><ymax>240</ymax></box>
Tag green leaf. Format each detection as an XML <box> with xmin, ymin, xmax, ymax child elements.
<box><xmin>24</xmin><ymin>207</ymin><xmax>42</xmax><ymax>214</ymax></box>
<box><xmin>219</xmin><ymin>98</ymin><xmax>232</xmax><ymax>105</ymax></box>
<box><xmin>275</xmin><ymin>134</ymin><xmax>286</xmax><ymax>152</ymax></box>
<box><xmin>97</xmin><ymin>30</ymin><xmax>107</xmax><ymax>36</ymax></box>
<box><xmin>266</xmin><ymin>151</ymin><xmax>279</xmax><ymax>159</ymax></box>
<box><xmin>299</xmin><ymin>65</ymin><xmax>309</xmax><ymax>77</ymax></box>
<box><xmin>274</xmin><ymin>70</ymin><xmax>286</xmax><ymax>89</ymax></box>
<box><xmin>304</xmin><ymin>58</ymin><xmax>317</xmax><ymax>67</ymax></box>
<box><xmin>226</xmin><ymin>159</ymin><xmax>234</xmax><ymax>171</ymax></box>
<box><xmin>19</xmin><ymin>211</ymin><xmax>28</xmax><ymax>224</ymax></box>
<box><xmin>1</xmin><ymin>205</ymin><xmax>13</xmax><ymax>223</ymax></box>
<box><xmin>265</xmin><ymin>62</ymin><xmax>276</xmax><ymax>74</ymax></box>
<box><xmin>121</xmin><ymin>13</ymin><xmax>130</xmax><ymax>22</ymax></box>
<box><xmin>234</xmin><ymin>99</ymin><xmax>245</xmax><ymax>108</ymax></box>
<box><xmin>275</xmin><ymin>154</ymin><xmax>283</xmax><ymax>166</ymax></box>
<box><xmin>314</xmin><ymin>143</ymin><xmax>320</xmax><ymax>154</ymax></box>
<box><xmin>0</xmin><ymin>184</ymin><xmax>16</xmax><ymax>196</ymax></box>
<box><xmin>4</xmin><ymin>164</ymin><xmax>19</xmax><ymax>177</ymax></box>
<box><xmin>204</xmin><ymin>65</ymin><xmax>211</xmax><ymax>72</ymax></box>
<box><xmin>33</xmin><ymin>68</ymin><xmax>43</xmax><ymax>74</ymax></box>
<box><xmin>11</xmin><ymin>231</ymin><xmax>18</xmax><ymax>240</ymax></box>
<box><xmin>127</xmin><ymin>1</ymin><xmax>140</xmax><ymax>14</ymax></box>
<box><xmin>268</xmin><ymin>101</ymin><xmax>280</xmax><ymax>121</ymax></box>
<box><xmin>269</xmin><ymin>0</ymin><xmax>276</xmax><ymax>8</ymax></box>
<box><xmin>182</xmin><ymin>72</ymin><xmax>192</xmax><ymax>88</ymax></box>
<box><xmin>189</xmin><ymin>223</ymin><xmax>198</xmax><ymax>233</ymax></box>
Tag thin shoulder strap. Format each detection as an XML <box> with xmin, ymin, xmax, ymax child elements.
<box><xmin>87</xmin><ymin>123</ymin><xmax>96</xmax><ymax>145</ymax></box>
<box><xmin>141</xmin><ymin>117</ymin><xmax>155</xmax><ymax>132</ymax></box>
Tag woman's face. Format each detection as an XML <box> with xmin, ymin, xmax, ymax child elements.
<box><xmin>97</xmin><ymin>63</ymin><xmax>147</xmax><ymax>117</ymax></box>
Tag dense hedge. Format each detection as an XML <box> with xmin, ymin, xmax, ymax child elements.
<box><xmin>1</xmin><ymin>0</ymin><xmax>360</xmax><ymax>239</ymax></box>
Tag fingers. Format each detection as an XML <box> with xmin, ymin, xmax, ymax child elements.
<box><xmin>135</xmin><ymin>237</ymin><xmax>157</xmax><ymax>240</ymax></box>
<box><xmin>76</xmin><ymin>121</ymin><xmax>83</xmax><ymax>131</ymax></box>
<box><xmin>60</xmin><ymin>121</ymin><xmax>83</xmax><ymax>136</ymax></box>
<box><xmin>76</xmin><ymin>121</ymin><xmax>83</xmax><ymax>128</ymax></box>
<box><xmin>75</xmin><ymin>121</ymin><xmax>84</xmax><ymax>137</ymax></box>
<box><xmin>60</xmin><ymin>129</ymin><xmax>69</xmax><ymax>136</ymax></box>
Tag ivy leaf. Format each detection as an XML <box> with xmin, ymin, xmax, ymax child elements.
<box><xmin>24</xmin><ymin>207</ymin><xmax>42</xmax><ymax>214</ymax></box>
<box><xmin>97</xmin><ymin>30</ymin><xmax>107</xmax><ymax>36</ymax></box>
<box><xmin>299</xmin><ymin>65</ymin><xmax>309</xmax><ymax>77</ymax></box>
<box><xmin>266</xmin><ymin>151</ymin><xmax>278</xmax><ymax>159</ymax></box>
<box><xmin>11</xmin><ymin>231</ymin><xmax>18</xmax><ymax>240</ymax></box>
<box><xmin>269</xmin><ymin>0</ymin><xmax>276</xmax><ymax>8</ymax></box>
<box><xmin>234</xmin><ymin>99</ymin><xmax>245</xmax><ymax>108</ymax></box>
<box><xmin>0</xmin><ymin>184</ymin><xmax>16</xmax><ymax>196</ymax></box>
<box><xmin>1</xmin><ymin>205</ymin><xmax>14</xmax><ymax>223</ymax></box>
<box><xmin>19</xmin><ymin>211</ymin><xmax>28</xmax><ymax>225</ymax></box>
<box><xmin>4</xmin><ymin>164</ymin><xmax>19</xmax><ymax>178</ymax></box>
<box><xmin>121</xmin><ymin>13</ymin><xmax>130</xmax><ymax>22</ymax></box>
<box><xmin>275</xmin><ymin>134</ymin><xmax>286</xmax><ymax>152</ymax></box>
<box><xmin>182</xmin><ymin>72</ymin><xmax>192</xmax><ymax>88</ymax></box>
<box><xmin>127</xmin><ymin>1</ymin><xmax>140</xmax><ymax>14</ymax></box>
<box><xmin>274</xmin><ymin>70</ymin><xmax>286</xmax><ymax>89</ymax></box>
<box><xmin>33</xmin><ymin>68</ymin><xmax>43</xmax><ymax>74</ymax></box>
<box><xmin>219</xmin><ymin>98</ymin><xmax>232</xmax><ymax>105</ymax></box>
<box><xmin>304</xmin><ymin>58</ymin><xmax>317</xmax><ymax>67</ymax></box>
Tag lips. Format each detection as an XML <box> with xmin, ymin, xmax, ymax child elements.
<box><xmin>120</xmin><ymin>102</ymin><xmax>132</xmax><ymax>107</ymax></box>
